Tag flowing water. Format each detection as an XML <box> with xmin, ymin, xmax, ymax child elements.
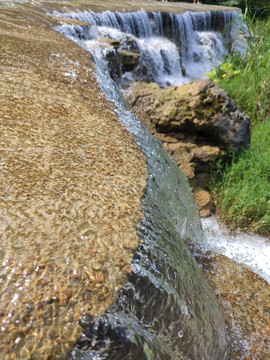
<box><xmin>54</xmin><ymin>9</ymin><xmax>239</xmax><ymax>87</ymax></box>
<box><xmin>201</xmin><ymin>215</ymin><xmax>270</xmax><ymax>284</ymax></box>
<box><xmin>0</xmin><ymin>5</ymin><xmax>255</xmax><ymax>359</ymax></box>
<box><xmin>51</xmin><ymin>8</ymin><xmax>245</xmax><ymax>359</ymax></box>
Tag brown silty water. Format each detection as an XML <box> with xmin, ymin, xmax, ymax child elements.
<box><xmin>0</xmin><ymin>4</ymin><xmax>147</xmax><ymax>359</ymax></box>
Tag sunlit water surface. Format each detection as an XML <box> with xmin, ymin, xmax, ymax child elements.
<box><xmin>201</xmin><ymin>215</ymin><xmax>270</xmax><ymax>284</ymax></box>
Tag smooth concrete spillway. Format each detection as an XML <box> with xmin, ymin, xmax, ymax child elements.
<box><xmin>0</xmin><ymin>1</ymin><xmax>240</xmax><ymax>359</ymax></box>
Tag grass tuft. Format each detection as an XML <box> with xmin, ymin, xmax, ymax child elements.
<box><xmin>211</xmin><ymin>119</ymin><xmax>270</xmax><ymax>233</ymax></box>
<box><xmin>209</xmin><ymin>15</ymin><xmax>270</xmax><ymax>234</ymax></box>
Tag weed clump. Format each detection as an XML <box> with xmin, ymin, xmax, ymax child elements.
<box><xmin>209</xmin><ymin>13</ymin><xmax>270</xmax><ymax>234</ymax></box>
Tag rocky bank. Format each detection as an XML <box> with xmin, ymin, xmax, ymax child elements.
<box><xmin>1</xmin><ymin>1</ymin><xmax>266</xmax><ymax>360</ymax></box>
<box><xmin>125</xmin><ymin>80</ymin><xmax>250</xmax><ymax>216</ymax></box>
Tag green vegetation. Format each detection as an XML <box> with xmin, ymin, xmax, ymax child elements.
<box><xmin>209</xmin><ymin>14</ymin><xmax>270</xmax><ymax>234</ymax></box>
<box><xmin>205</xmin><ymin>62</ymin><xmax>240</xmax><ymax>84</ymax></box>
<box><xmin>143</xmin><ymin>343</ymin><xmax>154</xmax><ymax>360</ymax></box>
<box><xmin>204</xmin><ymin>1</ymin><xmax>270</xmax><ymax>18</ymax></box>
<box><xmin>211</xmin><ymin>121</ymin><xmax>270</xmax><ymax>233</ymax></box>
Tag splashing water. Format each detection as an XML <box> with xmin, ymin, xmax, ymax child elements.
<box><xmin>54</xmin><ymin>9</ymin><xmax>240</xmax><ymax>87</ymax></box>
<box><xmin>53</xmin><ymin>9</ymin><xmax>235</xmax><ymax>360</ymax></box>
<box><xmin>201</xmin><ymin>216</ymin><xmax>270</xmax><ymax>284</ymax></box>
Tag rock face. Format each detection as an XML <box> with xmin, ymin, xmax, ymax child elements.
<box><xmin>191</xmin><ymin>249</ymin><xmax>270</xmax><ymax>360</ymax></box>
<box><xmin>125</xmin><ymin>80</ymin><xmax>251</xmax><ymax>216</ymax></box>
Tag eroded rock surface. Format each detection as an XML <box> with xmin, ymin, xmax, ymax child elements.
<box><xmin>125</xmin><ymin>80</ymin><xmax>250</xmax><ymax>216</ymax></box>
<box><xmin>0</xmin><ymin>3</ymin><xmax>147</xmax><ymax>359</ymax></box>
<box><xmin>0</xmin><ymin>1</ymin><xmax>243</xmax><ymax>359</ymax></box>
<box><xmin>192</xmin><ymin>251</ymin><xmax>270</xmax><ymax>360</ymax></box>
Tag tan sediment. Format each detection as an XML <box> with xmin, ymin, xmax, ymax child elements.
<box><xmin>194</xmin><ymin>252</ymin><xmax>270</xmax><ymax>360</ymax></box>
<box><xmin>0</xmin><ymin>3</ymin><xmax>147</xmax><ymax>359</ymax></box>
<box><xmin>40</xmin><ymin>0</ymin><xmax>239</xmax><ymax>14</ymax></box>
<box><xmin>0</xmin><ymin>1</ymin><xmax>241</xmax><ymax>358</ymax></box>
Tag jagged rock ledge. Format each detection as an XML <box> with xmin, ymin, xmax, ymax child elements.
<box><xmin>125</xmin><ymin>80</ymin><xmax>250</xmax><ymax>216</ymax></box>
<box><xmin>42</xmin><ymin>0</ymin><xmax>239</xmax><ymax>15</ymax></box>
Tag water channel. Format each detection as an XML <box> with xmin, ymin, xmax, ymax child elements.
<box><xmin>1</xmin><ymin>4</ymin><xmax>269</xmax><ymax>359</ymax></box>
<box><xmin>52</xmin><ymin>7</ymin><xmax>269</xmax><ymax>360</ymax></box>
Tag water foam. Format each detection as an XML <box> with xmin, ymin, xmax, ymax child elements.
<box><xmin>54</xmin><ymin>9</ymin><xmax>240</xmax><ymax>87</ymax></box>
<box><xmin>202</xmin><ymin>216</ymin><xmax>270</xmax><ymax>284</ymax></box>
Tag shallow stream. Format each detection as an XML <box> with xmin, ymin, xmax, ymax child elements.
<box><xmin>54</xmin><ymin>8</ymin><xmax>270</xmax><ymax>359</ymax></box>
<box><xmin>201</xmin><ymin>215</ymin><xmax>270</xmax><ymax>284</ymax></box>
<box><xmin>1</xmin><ymin>4</ymin><xmax>268</xmax><ymax>359</ymax></box>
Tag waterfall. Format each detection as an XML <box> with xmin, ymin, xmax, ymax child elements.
<box><xmin>52</xmin><ymin>9</ymin><xmax>238</xmax><ymax>360</ymax></box>
<box><xmin>54</xmin><ymin>9</ymin><xmax>240</xmax><ymax>87</ymax></box>
<box><xmin>66</xmin><ymin>39</ymin><xmax>227</xmax><ymax>360</ymax></box>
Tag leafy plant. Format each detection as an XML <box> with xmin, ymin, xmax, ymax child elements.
<box><xmin>210</xmin><ymin>11</ymin><xmax>270</xmax><ymax>233</ymax></box>
<box><xmin>143</xmin><ymin>343</ymin><xmax>154</xmax><ymax>360</ymax></box>
<box><xmin>208</xmin><ymin>11</ymin><xmax>270</xmax><ymax>125</ymax></box>
<box><xmin>235</xmin><ymin>5</ymin><xmax>270</xmax><ymax>122</ymax></box>
<box><xmin>205</xmin><ymin>62</ymin><xmax>240</xmax><ymax>84</ymax></box>
<box><xmin>211</xmin><ymin>119</ymin><xmax>270</xmax><ymax>233</ymax></box>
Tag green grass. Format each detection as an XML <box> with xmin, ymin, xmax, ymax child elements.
<box><xmin>212</xmin><ymin>17</ymin><xmax>270</xmax><ymax>125</ymax></box>
<box><xmin>209</xmin><ymin>16</ymin><xmax>270</xmax><ymax>234</ymax></box>
<box><xmin>211</xmin><ymin>120</ymin><xmax>270</xmax><ymax>233</ymax></box>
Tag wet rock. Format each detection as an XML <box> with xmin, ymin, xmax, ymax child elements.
<box><xmin>99</xmin><ymin>37</ymin><xmax>140</xmax><ymax>79</ymax></box>
<box><xmin>125</xmin><ymin>80</ymin><xmax>250</xmax><ymax>151</ymax></box>
<box><xmin>125</xmin><ymin>80</ymin><xmax>250</xmax><ymax>216</ymax></box>
<box><xmin>117</xmin><ymin>49</ymin><xmax>141</xmax><ymax>72</ymax></box>
<box><xmin>79</xmin><ymin>313</ymin><xmax>94</xmax><ymax>332</ymax></box>
<box><xmin>99</xmin><ymin>37</ymin><xmax>121</xmax><ymax>49</ymax></box>
<box><xmin>0</xmin><ymin>3</ymin><xmax>147</xmax><ymax>359</ymax></box>
<box><xmin>193</xmin><ymin>187</ymin><xmax>214</xmax><ymax>218</ymax></box>
<box><xmin>69</xmin><ymin>315</ymin><xmax>148</xmax><ymax>360</ymax></box>
<box><xmin>191</xmin><ymin>250</ymin><xmax>270</xmax><ymax>360</ymax></box>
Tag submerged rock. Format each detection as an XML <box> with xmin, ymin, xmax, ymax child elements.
<box><xmin>0</xmin><ymin>3</ymin><xmax>147</xmax><ymax>359</ymax></box>
<box><xmin>125</xmin><ymin>80</ymin><xmax>250</xmax><ymax>216</ymax></box>
<box><xmin>66</xmin><ymin>22</ymin><xmax>229</xmax><ymax>358</ymax></box>
<box><xmin>191</xmin><ymin>250</ymin><xmax>270</xmax><ymax>360</ymax></box>
<box><xmin>117</xmin><ymin>49</ymin><xmax>141</xmax><ymax>72</ymax></box>
<box><xmin>1</xmin><ymin>1</ymin><xmax>241</xmax><ymax>359</ymax></box>
<box><xmin>68</xmin><ymin>129</ymin><xmax>229</xmax><ymax>360</ymax></box>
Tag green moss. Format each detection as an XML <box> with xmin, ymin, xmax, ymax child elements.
<box><xmin>200</xmin><ymin>91</ymin><xmax>208</xmax><ymax>101</ymax></box>
<box><xmin>168</xmin><ymin>106</ymin><xmax>179</xmax><ymax>119</ymax></box>
<box><xmin>159</xmin><ymin>90</ymin><xmax>176</xmax><ymax>102</ymax></box>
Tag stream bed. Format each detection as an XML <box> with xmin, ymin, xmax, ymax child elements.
<box><xmin>190</xmin><ymin>217</ymin><xmax>270</xmax><ymax>360</ymax></box>
<box><xmin>54</xmin><ymin>8</ymin><xmax>270</xmax><ymax>360</ymax></box>
<box><xmin>201</xmin><ymin>215</ymin><xmax>270</xmax><ymax>284</ymax></box>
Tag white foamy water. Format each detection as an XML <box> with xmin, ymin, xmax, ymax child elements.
<box><xmin>54</xmin><ymin>9</ymin><xmax>240</xmax><ymax>87</ymax></box>
<box><xmin>201</xmin><ymin>216</ymin><xmax>270</xmax><ymax>284</ymax></box>
<box><xmin>136</xmin><ymin>36</ymin><xmax>186</xmax><ymax>86</ymax></box>
<box><xmin>184</xmin><ymin>31</ymin><xmax>225</xmax><ymax>80</ymax></box>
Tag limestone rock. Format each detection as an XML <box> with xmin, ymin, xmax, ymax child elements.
<box><xmin>117</xmin><ymin>49</ymin><xmax>141</xmax><ymax>72</ymax></box>
<box><xmin>98</xmin><ymin>34</ymin><xmax>141</xmax><ymax>80</ymax></box>
<box><xmin>192</xmin><ymin>250</ymin><xmax>270</xmax><ymax>360</ymax></box>
<box><xmin>99</xmin><ymin>37</ymin><xmax>121</xmax><ymax>49</ymax></box>
<box><xmin>125</xmin><ymin>80</ymin><xmax>250</xmax><ymax>152</ymax></box>
<box><xmin>193</xmin><ymin>187</ymin><xmax>214</xmax><ymax>217</ymax></box>
<box><xmin>125</xmin><ymin>80</ymin><xmax>250</xmax><ymax>216</ymax></box>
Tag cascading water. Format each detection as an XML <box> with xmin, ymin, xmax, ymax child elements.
<box><xmin>51</xmin><ymin>8</ymin><xmax>241</xmax><ymax>360</ymax></box>
<box><xmin>54</xmin><ymin>9</ymin><xmax>239</xmax><ymax>87</ymax></box>
<box><xmin>201</xmin><ymin>216</ymin><xmax>270</xmax><ymax>284</ymax></box>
